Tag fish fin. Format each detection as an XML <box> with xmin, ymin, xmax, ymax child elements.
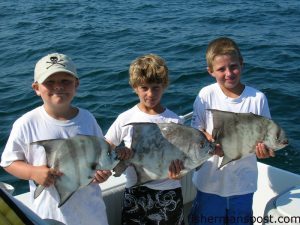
<box><xmin>218</xmin><ymin>155</ymin><xmax>242</xmax><ymax>169</ymax></box>
<box><xmin>58</xmin><ymin>191</ymin><xmax>76</xmax><ymax>208</ymax></box>
<box><xmin>218</xmin><ymin>156</ymin><xmax>234</xmax><ymax>169</ymax></box>
<box><xmin>179</xmin><ymin>169</ymin><xmax>189</xmax><ymax>177</ymax></box>
<box><xmin>122</xmin><ymin>122</ymin><xmax>156</xmax><ymax>127</ymax></box>
<box><xmin>195</xmin><ymin>166</ymin><xmax>202</xmax><ymax>171</ymax></box>
<box><xmin>34</xmin><ymin>185</ymin><xmax>45</xmax><ymax>199</ymax></box>
<box><xmin>113</xmin><ymin>161</ymin><xmax>127</xmax><ymax>177</ymax></box>
<box><xmin>135</xmin><ymin>166</ymin><xmax>155</xmax><ymax>185</ymax></box>
<box><xmin>35</xmin><ymin>184</ymin><xmax>75</xmax><ymax>207</ymax></box>
<box><xmin>212</xmin><ymin>128</ymin><xmax>223</xmax><ymax>142</ymax></box>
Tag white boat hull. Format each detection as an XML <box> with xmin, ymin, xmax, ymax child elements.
<box><xmin>7</xmin><ymin>162</ymin><xmax>300</xmax><ymax>225</ymax></box>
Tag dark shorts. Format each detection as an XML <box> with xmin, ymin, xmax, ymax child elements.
<box><xmin>188</xmin><ymin>191</ymin><xmax>253</xmax><ymax>225</ymax></box>
<box><xmin>122</xmin><ymin>186</ymin><xmax>185</xmax><ymax>225</ymax></box>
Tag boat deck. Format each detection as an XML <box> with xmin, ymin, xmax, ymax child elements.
<box><xmin>13</xmin><ymin>162</ymin><xmax>300</xmax><ymax>225</ymax></box>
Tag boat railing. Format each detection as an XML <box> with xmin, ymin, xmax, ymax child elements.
<box><xmin>179</xmin><ymin>111</ymin><xmax>193</xmax><ymax>124</ymax></box>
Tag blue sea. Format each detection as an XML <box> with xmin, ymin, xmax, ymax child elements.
<box><xmin>0</xmin><ymin>0</ymin><xmax>299</xmax><ymax>195</ymax></box>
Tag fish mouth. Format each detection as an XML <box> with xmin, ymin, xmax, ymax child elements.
<box><xmin>279</xmin><ymin>139</ymin><xmax>289</xmax><ymax>148</ymax></box>
<box><xmin>207</xmin><ymin>142</ymin><xmax>224</xmax><ymax>157</ymax></box>
<box><xmin>282</xmin><ymin>139</ymin><xmax>289</xmax><ymax>145</ymax></box>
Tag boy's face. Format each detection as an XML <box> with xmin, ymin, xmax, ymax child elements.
<box><xmin>208</xmin><ymin>54</ymin><xmax>243</xmax><ymax>95</ymax></box>
<box><xmin>134</xmin><ymin>82</ymin><xmax>165</xmax><ymax>114</ymax></box>
<box><xmin>32</xmin><ymin>72</ymin><xmax>79</xmax><ymax>109</ymax></box>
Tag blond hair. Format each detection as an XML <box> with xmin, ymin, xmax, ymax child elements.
<box><xmin>129</xmin><ymin>54</ymin><xmax>169</xmax><ymax>88</ymax></box>
<box><xmin>206</xmin><ymin>37</ymin><xmax>243</xmax><ymax>71</ymax></box>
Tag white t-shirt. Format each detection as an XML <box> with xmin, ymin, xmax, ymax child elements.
<box><xmin>105</xmin><ymin>105</ymin><xmax>182</xmax><ymax>190</ymax></box>
<box><xmin>191</xmin><ymin>83</ymin><xmax>271</xmax><ymax>197</ymax></box>
<box><xmin>0</xmin><ymin>106</ymin><xmax>109</xmax><ymax>225</ymax></box>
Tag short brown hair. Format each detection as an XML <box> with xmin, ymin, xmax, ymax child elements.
<box><xmin>129</xmin><ymin>54</ymin><xmax>169</xmax><ymax>88</ymax></box>
<box><xmin>206</xmin><ymin>37</ymin><xmax>243</xmax><ymax>71</ymax></box>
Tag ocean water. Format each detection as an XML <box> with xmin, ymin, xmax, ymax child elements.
<box><xmin>0</xmin><ymin>0</ymin><xmax>299</xmax><ymax>194</ymax></box>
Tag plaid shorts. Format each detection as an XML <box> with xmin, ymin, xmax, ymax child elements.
<box><xmin>122</xmin><ymin>186</ymin><xmax>185</xmax><ymax>225</ymax></box>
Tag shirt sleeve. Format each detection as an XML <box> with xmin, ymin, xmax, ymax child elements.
<box><xmin>259</xmin><ymin>92</ymin><xmax>271</xmax><ymax>119</ymax></box>
<box><xmin>191</xmin><ymin>93</ymin><xmax>207</xmax><ymax>131</ymax></box>
<box><xmin>0</xmin><ymin>122</ymin><xmax>26</xmax><ymax>167</ymax></box>
<box><xmin>105</xmin><ymin>117</ymin><xmax>123</xmax><ymax>147</ymax></box>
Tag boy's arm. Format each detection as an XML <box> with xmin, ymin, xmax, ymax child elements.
<box><xmin>92</xmin><ymin>140</ymin><xmax>133</xmax><ymax>183</ymax></box>
<box><xmin>3</xmin><ymin>161</ymin><xmax>62</xmax><ymax>187</ymax></box>
<box><xmin>115</xmin><ymin>146</ymin><xmax>134</xmax><ymax>160</ymax></box>
<box><xmin>105</xmin><ymin>139</ymin><xmax>134</xmax><ymax>160</ymax></box>
<box><xmin>93</xmin><ymin>170</ymin><xmax>112</xmax><ymax>183</ymax></box>
<box><xmin>168</xmin><ymin>159</ymin><xmax>184</xmax><ymax>180</ymax></box>
<box><xmin>200</xmin><ymin>130</ymin><xmax>224</xmax><ymax>157</ymax></box>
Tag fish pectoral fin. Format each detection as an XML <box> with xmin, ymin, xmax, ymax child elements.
<box><xmin>58</xmin><ymin>191</ymin><xmax>76</xmax><ymax>208</ymax></box>
<box><xmin>34</xmin><ymin>185</ymin><xmax>45</xmax><ymax>199</ymax></box>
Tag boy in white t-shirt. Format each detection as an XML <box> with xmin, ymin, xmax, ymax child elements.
<box><xmin>188</xmin><ymin>37</ymin><xmax>275</xmax><ymax>225</ymax></box>
<box><xmin>0</xmin><ymin>53</ymin><xmax>111</xmax><ymax>225</ymax></box>
<box><xmin>105</xmin><ymin>54</ymin><xmax>185</xmax><ymax>225</ymax></box>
